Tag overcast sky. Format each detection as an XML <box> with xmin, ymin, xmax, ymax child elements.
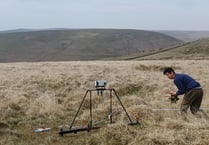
<box><xmin>1</xmin><ymin>0</ymin><xmax>209</xmax><ymax>31</ymax></box>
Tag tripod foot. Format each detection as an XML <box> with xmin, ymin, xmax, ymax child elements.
<box><xmin>128</xmin><ymin>120</ymin><xmax>139</xmax><ymax>126</ymax></box>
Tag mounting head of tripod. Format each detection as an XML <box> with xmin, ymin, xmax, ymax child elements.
<box><xmin>95</xmin><ymin>80</ymin><xmax>107</xmax><ymax>90</ymax></box>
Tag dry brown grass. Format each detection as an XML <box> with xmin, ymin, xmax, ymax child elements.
<box><xmin>0</xmin><ymin>60</ymin><xmax>209</xmax><ymax>145</ymax></box>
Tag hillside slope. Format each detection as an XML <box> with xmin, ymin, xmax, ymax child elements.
<box><xmin>158</xmin><ymin>30</ymin><xmax>209</xmax><ymax>42</ymax></box>
<box><xmin>132</xmin><ymin>38</ymin><xmax>209</xmax><ymax>60</ymax></box>
<box><xmin>0</xmin><ymin>29</ymin><xmax>183</xmax><ymax>62</ymax></box>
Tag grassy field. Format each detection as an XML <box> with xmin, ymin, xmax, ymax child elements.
<box><xmin>0</xmin><ymin>60</ymin><xmax>209</xmax><ymax>145</ymax></box>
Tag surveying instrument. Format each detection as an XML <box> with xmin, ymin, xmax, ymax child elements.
<box><xmin>59</xmin><ymin>80</ymin><xmax>139</xmax><ymax>136</ymax></box>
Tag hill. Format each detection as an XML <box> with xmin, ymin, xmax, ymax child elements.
<box><xmin>0</xmin><ymin>29</ymin><xmax>183</xmax><ymax>62</ymax></box>
<box><xmin>158</xmin><ymin>30</ymin><xmax>209</xmax><ymax>42</ymax></box>
<box><xmin>129</xmin><ymin>38</ymin><xmax>209</xmax><ymax>60</ymax></box>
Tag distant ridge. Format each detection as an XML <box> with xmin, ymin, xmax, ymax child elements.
<box><xmin>158</xmin><ymin>30</ymin><xmax>209</xmax><ymax>42</ymax></box>
<box><xmin>0</xmin><ymin>29</ymin><xmax>183</xmax><ymax>62</ymax></box>
<box><xmin>0</xmin><ymin>29</ymin><xmax>37</xmax><ymax>34</ymax></box>
<box><xmin>0</xmin><ymin>28</ymin><xmax>72</xmax><ymax>34</ymax></box>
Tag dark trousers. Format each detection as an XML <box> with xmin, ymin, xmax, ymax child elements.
<box><xmin>180</xmin><ymin>88</ymin><xmax>203</xmax><ymax>114</ymax></box>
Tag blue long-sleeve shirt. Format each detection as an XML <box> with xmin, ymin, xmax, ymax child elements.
<box><xmin>174</xmin><ymin>73</ymin><xmax>200</xmax><ymax>96</ymax></box>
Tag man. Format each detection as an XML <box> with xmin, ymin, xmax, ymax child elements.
<box><xmin>163</xmin><ymin>67</ymin><xmax>203</xmax><ymax>114</ymax></box>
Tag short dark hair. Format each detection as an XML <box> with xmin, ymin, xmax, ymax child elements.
<box><xmin>163</xmin><ymin>67</ymin><xmax>175</xmax><ymax>75</ymax></box>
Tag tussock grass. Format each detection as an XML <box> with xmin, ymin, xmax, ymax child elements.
<box><xmin>117</xmin><ymin>83</ymin><xmax>143</xmax><ymax>96</ymax></box>
<box><xmin>135</xmin><ymin>64</ymin><xmax>182</xmax><ymax>72</ymax></box>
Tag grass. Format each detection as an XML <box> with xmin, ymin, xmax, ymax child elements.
<box><xmin>0</xmin><ymin>60</ymin><xmax>209</xmax><ymax>145</ymax></box>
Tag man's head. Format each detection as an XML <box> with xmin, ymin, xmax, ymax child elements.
<box><xmin>163</xmin><ymin>67</ymin><xmax>175</xmax><ymax>79</ymax></box>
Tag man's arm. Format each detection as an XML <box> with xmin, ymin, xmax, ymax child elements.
<box><xmin>174</xmin><ymin>78</ymin><xmax>186</xmax><ymax>96</ymax></box>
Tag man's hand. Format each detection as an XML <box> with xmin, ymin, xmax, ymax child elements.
<box><xmin>170</xmin><ymin>92</ymin><xmax>177</xmax><ymax>97</ymax></box>
<box><xmin>169</xmin><ymin>92</ymin><xmax>179</xmax><ymax>104</ymax></box>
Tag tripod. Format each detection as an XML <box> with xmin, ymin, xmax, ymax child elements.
<box><xmin>59</xmin><ymin>88</ymin><xmax>139</xmax><ymax>136</ymax></box>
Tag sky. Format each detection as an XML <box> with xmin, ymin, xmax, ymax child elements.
<box><xmin>1</xmin><ymin>0</ymin><xmax>209</xmax><ymax>31</ymax></box>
